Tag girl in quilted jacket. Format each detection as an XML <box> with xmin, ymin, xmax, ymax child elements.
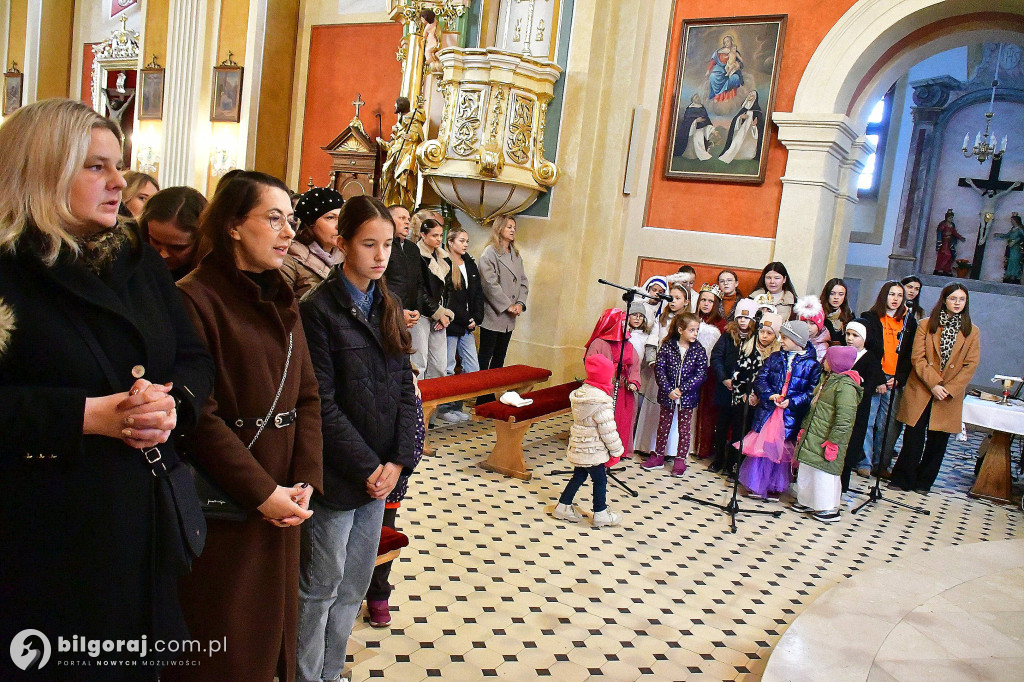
<box><xmin>643</xmin><ymin>313</ymin><xmax>707</xmax><ymax>476</ymax></box>
<box><xmin>738</xmin><ymin>320</ymin><xmax>822</xmax><ymax>500</ymax></box>
<box><xmin>552</xmin><ymin>354</ymin><xmax>625</xmax><ymax>527</ymax></box>
<box><xmin>793</xmin><ymin>345</ymin><xmax>863</xmax><ymax>523</ymax></box>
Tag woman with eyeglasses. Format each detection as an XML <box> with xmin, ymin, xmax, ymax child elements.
<box><xmin>169</xmin><ymin>171</ymin><xmax>324</xmax><ymax>681</ymax></box>
<box><xmin>890</xmin><ymin>283</ymin><xmax>979</xmax><ymax>493</ymax></box>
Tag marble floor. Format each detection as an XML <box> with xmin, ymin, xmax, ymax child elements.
<box><xmin>346</xmin><ymin>415</ymin><xmax>1023</xmax><ymax>681</ymax></box>
<box><xmin>764</xmin><ymin>538</ymin><xmax>1024</xmax><ymax>682</ymax></box>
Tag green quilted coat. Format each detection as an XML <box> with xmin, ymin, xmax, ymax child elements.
<box><xmin>795</xmin><ymin>372</ymin><xmax>864</xmax><ymax>476</ymax></box>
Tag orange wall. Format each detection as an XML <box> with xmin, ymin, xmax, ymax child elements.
<box><xmin>253</xmin><ymin>0</ymin><xmax>299</xmax><ymax>180</ymax></box>
<box><xmin>646</xmin><ymin>0</ymin><xmax>858</xmax><ymax>239</ymax></box>
<box><xmin>81</xmin><ymin>43</ymin><xmax>96</xmax><ymax>103</ymax></box>
<box><xmin>636</xmin><ymin>257</ymin><xmax>761</xmax><ymax>296</ymax></box>
<box><xmin>299</xmin><ymin>23</ymin><xmax>403</xmax><ymax>190</ymax></box>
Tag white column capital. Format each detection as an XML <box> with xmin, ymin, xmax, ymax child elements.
<box><xmin>773</xmin><ymin>112</ymin><xmax>859</xmax><ymax>159</ymax></box>
<box><xmin>772</xmin><ymin>113</ymin><xmax>866</xmax><ymax>294</ymax></box>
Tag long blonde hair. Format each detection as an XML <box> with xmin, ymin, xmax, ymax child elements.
<box><xmin>489</xmin><ymin>215</ymin><xmax>519</xmax><ymax>256</ymax></box>
<box><xmin>0</xmin><ymin>98</ymin><xmax>122</xmax><ymax>264</ymax></box>
<box><xmin>446</xmin><ymin>226</ymin><xmax>468</xmax><ymax>290</ymax></box>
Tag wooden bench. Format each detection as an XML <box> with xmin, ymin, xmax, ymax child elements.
<box><xmin>418</xmin><ymin>365</ymin><xmax>552</xmax><ymax>453</ymax></box>
<box><xmin>375</xmin><ymin>525</ymin><xmax>408</xmax><ymax>567</ymax></box>
<box><xmin>473</xmin><ymin>381</ymin><xmax>582</xmax><ymax>480</ymax></box>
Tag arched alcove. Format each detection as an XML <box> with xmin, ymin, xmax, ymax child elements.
<box><xmin>771</xmin><ymin>0</ymin><xmax>1024</xmax><ymax>294</ymax></box>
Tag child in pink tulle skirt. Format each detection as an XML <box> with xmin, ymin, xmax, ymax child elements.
<box><xmin>737</xmin><ymin>320</ymin><xmax>822</xmax><ymax>499</ymax></box>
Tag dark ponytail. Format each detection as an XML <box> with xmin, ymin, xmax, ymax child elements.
<box><xmin>337</xmin><ymin>195</ymin><xmax>413</xmax><ymax>357</ymax></box>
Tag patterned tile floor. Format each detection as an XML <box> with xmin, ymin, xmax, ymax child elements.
<box><xmin>347</xmin><ymin>417</ymin><xmax>1023</xmax><ymax>681</ymax></box>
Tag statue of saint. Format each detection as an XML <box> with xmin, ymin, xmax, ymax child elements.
<box><xmin>377</xmin><ymin>97</ymin><xmax>425</xmax><ymax>210</ymax></box>
<box><xmin>994</xmin><ymin>213</ymin><xmax>1024</xmax><ymax>284</ymax></box>
<box><xmin>933</xmin><ymin>209</ymin><xmax>966</xmax><ymax>276</ymax></box>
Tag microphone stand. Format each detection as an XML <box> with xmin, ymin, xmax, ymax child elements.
<box><xmin>549</xmin><ymin>279</ymin><xmax>669</xmax><ymax>498</ymax></box>
<box><xmin>680</xmin><ymin>310</ymin><xmax>782</xmax><ymax>532</ymax></box>
<box><xmin>851</xmin><ymin>307</ymin><xmax>929</xmax><ymax>516</ymax></box>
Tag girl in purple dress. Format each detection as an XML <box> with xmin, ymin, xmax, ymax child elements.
<box><xmin>642</xmin><ymin>313</ymin><xmax>707</xmax><ymax>477</ymax></box>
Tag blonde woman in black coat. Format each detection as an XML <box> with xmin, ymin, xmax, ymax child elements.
<box><xmin>0</xmin><ymin>99</ymin><xmax>213</xmax><ymax>680</ymax></box>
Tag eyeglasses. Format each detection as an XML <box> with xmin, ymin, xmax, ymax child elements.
<box><xmin>249</xmin><ymin>210</ymin><xmax>299</xmax><ymax>232</ymax></box>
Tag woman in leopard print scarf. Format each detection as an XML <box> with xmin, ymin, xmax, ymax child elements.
<box><xmin>891</xmin><ymin>284</ymin><xmax>979</xmax><ymax>493</ymax></box>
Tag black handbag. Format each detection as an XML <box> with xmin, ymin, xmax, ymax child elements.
<box><xmin>146</xmin><ymin>448</ymin><xmax>207</xmax><ymax>574</ymax></box>
<box><xmin>190</xmin><ymin>332</ymin><xmax>294</xmax><ymax>522</ymax></box>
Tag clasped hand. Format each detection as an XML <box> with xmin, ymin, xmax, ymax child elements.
<box><xmin>84</xmin><ymin>379</ymin><xmax>177</xmax><ymax>449</ymax></box>
<box><xmin>259</xmin><ymin>483</ymin><xmax>313</xmax><ymax>527</ymax></box>
<box><xmin>366</xmin><ymin>462</ymin><xmax>402</xmax><ymax>500</ymax></box>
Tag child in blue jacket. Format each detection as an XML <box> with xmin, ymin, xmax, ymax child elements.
<box><xmin>738</xmin><ymin>320</ymin><xmax>821</xmax><ymax>499</ymax></box>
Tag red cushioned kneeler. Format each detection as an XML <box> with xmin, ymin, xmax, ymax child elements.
<box><xmin>375</xmin><ymin>526</ymin><xmax>408</xmax><ymax>566</ymax></box>
<box><xmin>474</xmin><ymin>381</ymin><xmax>582</xmax><ymax>422</ymax></box>
<box><xmin>475</xmin><ymin>381</ymin><xmax>582</xmax><ymax>480</ymax></box>
<box><xmin>418</xmin><ymin>364</ymin><xmax>551</xmax><ymax>403</ymax></box>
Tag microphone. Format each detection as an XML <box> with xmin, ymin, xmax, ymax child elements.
<box><xmin>597</xmin><ymin>278</ymin><xmax>672</xmax><ymax>303</ymax></box>
<box><xmin>631</xmin><ymin>286</ymin><xmax>672</xmax><ymax>303</ymax></box>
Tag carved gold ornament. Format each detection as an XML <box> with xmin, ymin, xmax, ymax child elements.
<box><xmin>415</xmin><ymin>47</ymin><xmax>561</xmax><ymax>221</ymax></box>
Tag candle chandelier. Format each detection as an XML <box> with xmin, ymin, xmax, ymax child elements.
<box><xmin>963</xmin><ymin>44</ymin><xmax>1009</xmax><ymax>164</ymax></box>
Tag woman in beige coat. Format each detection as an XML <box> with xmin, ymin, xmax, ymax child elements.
<box><xmin>477</xmin><ymin>215</ymin><xmax>529</xmax><ymax>373</ymax></box>
<box><xmin>891</xmin><ymin>283</ymin><xmax>979</xmax><ymax>493</ymax></box>
<box><xmin>280</xmin><ymin>187</ymin><xmax>344</xmax><ymax>297</ymax></box>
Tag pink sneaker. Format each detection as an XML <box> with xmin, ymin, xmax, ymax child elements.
<box><xmin>641</xmin><ymin>454</ymin><xmax>665</xmax><ymax>470</ymax></box>
<box><xmin>671</xmin><ymin>458</ymin><xmax>687</xmax><ymax>477</ymax></box>
<box><xmin>367</xmin><ymin>600</ymin><xmax>391</xmax><ymax>628</ymax></box>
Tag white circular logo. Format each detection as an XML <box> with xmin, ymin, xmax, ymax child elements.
<box><xmin>10</xmin><ymin>629</ymin><xmax>50</xmax><ymax>671</ymax></box>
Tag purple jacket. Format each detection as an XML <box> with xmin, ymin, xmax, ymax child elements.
<box><xmin>655</xmin><ymin>339</ymin><xmax>708</xmax><ymax>409</ymax></box>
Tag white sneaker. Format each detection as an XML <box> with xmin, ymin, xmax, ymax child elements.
<box><xmin>592</xmin><ymin>509</ymin><xmax>622</xmax><ymax>527</ymax></box>
<box><xmin>552</xmin><ymin>503</ymin><xmax>582</xmax><ymax>522</ymax></box>
<box><xmin>438</xmin><ymin>411</ymin><xmax>462</xmax><ymax>424</ymax></box>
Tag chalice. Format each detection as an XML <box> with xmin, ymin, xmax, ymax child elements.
<box><xmin>992</xmin><ymin>375</ymin><xmax>1023</xmax><ymax>405</ymax></box>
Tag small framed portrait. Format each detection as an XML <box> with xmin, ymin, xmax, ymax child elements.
<box><xmin>211</xmin><ymin>64</ymin><xmax>243</xmax><ymax>123</ymax></box>
<box><xmin>138</xmin><ymin>67</ymin><xmax>164</xmax><ymax>120</ymax></box>
<box><xmin>664</xmin><ymin>15</ymin><xmax>787</xmax><ymax>184</ymax></box>
<box><xmin>4</xmin><ymin>69</ymin><xmax>23</xmax><ymax>116</ymax></box>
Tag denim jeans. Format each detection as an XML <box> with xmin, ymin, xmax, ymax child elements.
<box><xmin>860</xmin><ymin>376</ymin><xmax>893</xmax><ymax>470</ymax></box>
<box><xmin>297</xmin><ymin>497</ymin><xmax>385</xmax><ymax>682</ymax></box>
<box><xmin>440</xmin><ymin>332</ymin><xmax>481</xmax><ymax>414</ymax></box>
<box><xmin>558</xmin><ymin>464</ymin><xmax>607</xmax><ymax>513</ymax></box>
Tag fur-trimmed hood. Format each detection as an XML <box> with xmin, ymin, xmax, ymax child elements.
<box><xmin>0</xmin><ymin>297</ymin><xmax>14</xmax><ymax>357</ymax></box>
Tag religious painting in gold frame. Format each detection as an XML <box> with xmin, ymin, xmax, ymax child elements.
<box><xmin>664</xmin><ymin>15</ymin><xmax>786</xmax><ymax>184</ymax></box>
<box><xmin>138</xmin><ymin>67</ymin><xmax>164</xmax><ymax>120</ymax></box>
<box><xmin>211</xmin><ymin>64</ymin><xmax>243</xmax><ymax>123</ymax></box>
<box><xmin>3</xmin><ymin>68</ymin><xmax>23</xmax><ymax>116</ymax></box>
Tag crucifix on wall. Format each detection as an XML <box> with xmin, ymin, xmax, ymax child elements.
<box><xmin>958</xmin><ymin>156</ymin><xmax>1023</xmax><ymax>279</ymax></box>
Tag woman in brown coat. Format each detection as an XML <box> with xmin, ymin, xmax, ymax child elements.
<box><xmin>170</xmin><ymin>171</ymin><xmax>324</xmax><ymax>681</ymax></box>
<box><xmin>891</xmin><ymin>283</ymin><xmax>979</xmax><ymax>493</ymax></box>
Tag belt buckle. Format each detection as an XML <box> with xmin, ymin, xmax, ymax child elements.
<box><xmin>144</xmin><ymin>447</ymin><xmax>162</xmax><ymax>465</ymax></box>
<box><xmin>274</xmin><ymin>412</ymin><xmax>286</xmax><ymax>428</ymax></box>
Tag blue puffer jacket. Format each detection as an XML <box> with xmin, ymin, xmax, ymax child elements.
<box><xmin>752</xmin><ymin>345</ymin><xmax>821</xmax><ymax>440</ymax></box>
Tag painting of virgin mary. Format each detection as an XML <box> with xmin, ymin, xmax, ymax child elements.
<box><xmin>664</xmin><ymin>15</ymin><xmax>786</xmax><ymax>183</ymax></box>
<box><xmin>707</xmin><ymin>35</ymin><xmax>744</xmax><ymax>103</ymax></box>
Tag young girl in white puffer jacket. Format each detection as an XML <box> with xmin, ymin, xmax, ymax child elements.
<box><xmin>551</xmin><ymin>354</ymin><xmax>625</xmax><ymax>527</ymax></box>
